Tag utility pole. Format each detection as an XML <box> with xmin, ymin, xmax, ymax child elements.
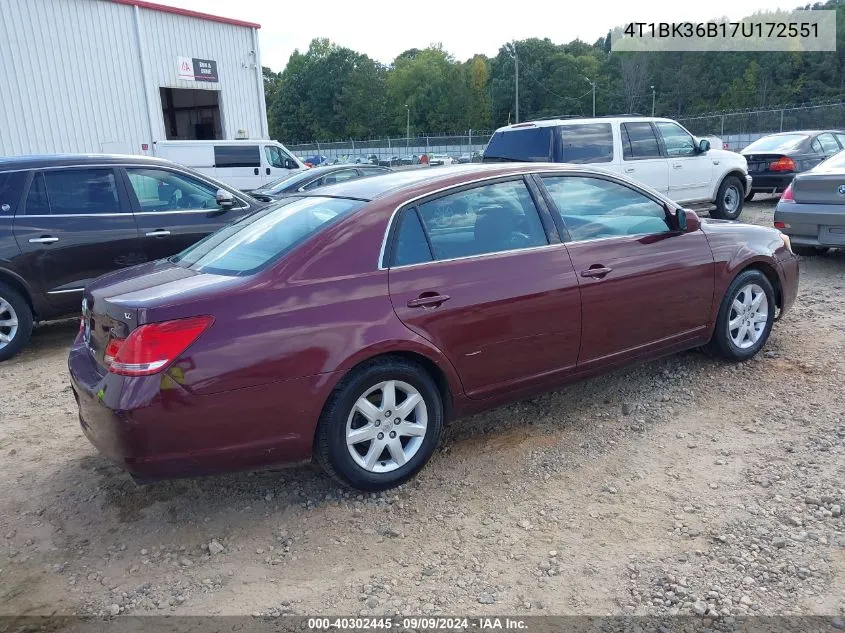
<box><xmin>405</xmin><ymin>104</ymin><xmax>410</xmax><ymax>146</ymax></box>
<box><xmin>584</xmin><ymin>77</ymin><xmax>596</xmax><ymax>117</ymax></box>
<box><xmin>650</xmin><ymin>85</ymin><xmax>655</xmax><ymax>116</ymax></box>
<box><xmin>514</xmin><ymin>46</ymin><xmax>519</xmax><ymax>123</ymax></box>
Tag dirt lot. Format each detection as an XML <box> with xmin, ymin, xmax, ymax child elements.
<box><xmin>1</xmin><ymin>197</ymin><xmax>844</xmax><ymax>620</ymax></box>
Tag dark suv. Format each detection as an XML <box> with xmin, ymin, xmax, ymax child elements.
<box><xmin>0</xmin><ymin>154</ymin><xmax>264</xmax><ymax>360</ymax></box>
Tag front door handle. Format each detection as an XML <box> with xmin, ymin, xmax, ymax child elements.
<box><xmin>407</xmin><ymin>293</ymin><xmax>450</xmax><ymax>308</ymax></box>
<box><xmin>145</xmin><ymin>230</ymin><xmax>171</xmax><ymax>237</ymax></box>
<box><xmin>673</xmin><ymin>163</ymin><xmax>683</xmax><ymax>169</ymax></box>
<box><xmin>580</xmin><ymin>266</ymin><xmax>613</xmax><ymax>279</ymax></box>
<box><xmin>266</xmin><ymin>167</ymin><xmax>271</xmax><ymax>175</ymax></box>
<box><xmin>29</xmin><ymin>236</ymin><xmax>59</xmax><ymax>244</ymax></box>
<box><xmin>624</xmin><ymin>167</ymin><xmax>635</xmax><ymax>173</ymax></box>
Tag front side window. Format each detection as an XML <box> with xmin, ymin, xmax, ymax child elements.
<box><xmin>320</xmin><ymin>169</ymin><xmax>359</xmax><ymax>186</ymax></box>
<box><xmin>412</xmin><ymin>179</ymin><xmax>548</xmax><ymax>261</ymax></box>
<box><xmin>557</xmin><ymin>123</ymin><xmax>613</xmax><ymax>163</ymax></box>
<box><xmin>655</xmin><ymin>122</ymin><xmax>696</xmax><ymax>156</ymax></box>
<box><xmin>171</xmin><ymin>196</ymin><xmax>364</xmax><ymax>276</ymax></box>
<box><xmin>30</xmin><ymin>168</ymin><xmax>120</xmax><ymax>215</ymax></box>
<box><xmin>542</xmin><ymin>176</ymin><xmax>670</xmax><ymax>241</ymax></box>
<box><xmin>265</xmin><ymin>145</ymin><xmax>290</xmax><ymax>168</ymax></box>
<box><xmin>127</xmin><ymin>168</ymin><xmax>219</xmax><ymax>212</ymax></box>
<box><xmin>214</xmin><ymin>145</ymin><xmax>260</xmax><ymax>168</ymax></box>
<box><xmin>621</xmin><ymin>122</ymin><xmax>662</xmax><ymax>160</ymax></box>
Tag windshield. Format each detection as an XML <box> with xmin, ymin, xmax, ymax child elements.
<box><xmin>171</xmin><ymin>196</ymin><xmax>365</xmax><ymax>276</ymax></box>
<box><xmin>743</xmin><ymin>134</ymin><xmax>808</xmax><ymax>153</ymax></box>
<box><xmin>483</xmin><ymin>128</ymin><xmax>553</xmax><ymax>162</ymax></box>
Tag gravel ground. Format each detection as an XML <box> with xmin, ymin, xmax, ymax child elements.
<box><xmin>1</xmin><ymin>197</ymin><xmax>843</xmax><ymax>619</ymax></box>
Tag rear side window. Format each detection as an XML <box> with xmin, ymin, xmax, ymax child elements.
<box><xmin>25</xmin><ymin>169</ymin><xmax>119</xmax><ymax>215</ymax></box>
<box><xmin>0</xmin><ymin>171</ymin><xmax>26</xmax><ymax>215</ymax></box>
<box><xmin>172</xmin><ymin>196</ymin><xmax>364</xmax><ymax>276</ymax></box>
<box><xmin>835</xmin><ymin>134</ymin><xmax>845</xmax><ymax>148</ymax></box>
<box><xmin>214</xmin><ymin>145</ymin><xmax>260</xmax><ymax>168</ymax></box>
<box><xmin>557</xmin><ymin>123</ymin><xmax>613</xmax><ymax>163</ymax></box>
<box><xmin>393</xmin><ymin>209</ymin><xmax>433</xmax><ymax>266</ymax></box>
<box><xmin>817</xmin><ymin>133</ymin><xmax>840</xmax><ymax>154</ymax></box>
<box><xmin>621</xmin><ymin>122</ymin><xmax>662</xmax><ymax>159</ymax></box>
<box><xmin>413</xmin><ymin>180</ymin><xmax>548</xmax><ymax>261</ymax></box>
<box><xmin>483</xmin><ymin>128</ymin><xmax>553</xmax><ymax>162</ymax></box>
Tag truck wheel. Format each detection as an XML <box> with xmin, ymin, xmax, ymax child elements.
<box><xmin>0</xmin><ymin>282</ymin><xmax>33</xmax><ymax>362</ymax></box>
<box><xmin>712</xmin><ymin>176</ymin><xmax>745</xmax><ymax>220</ymax></box>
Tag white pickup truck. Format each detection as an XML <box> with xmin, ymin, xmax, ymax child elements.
<box><xmin>483</xmin><ymin>116</ymin><xmax>752</xmax><ymax>220</ymax></box>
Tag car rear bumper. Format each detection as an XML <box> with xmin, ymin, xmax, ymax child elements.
<box><xmin>68</xmin><ymin>339</ymin><xmax>338</xmax><ymax>481</ymax></box>
<box><xmin>749</xmin><ymin>173</ymin><xmax>794</xmax><ymax>193</ymax></box>
<box><xmin>774</xmin><ymin>202</ymin><xmax>845</xmax><ymax>247</ymax></box>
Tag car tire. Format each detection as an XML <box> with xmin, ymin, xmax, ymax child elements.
<box><xmin>744</xmin><ymin>191</ymin><xmax>755</xmax><ymax>203</ymax></box>
<box><xmin>0</xmin><ymin>282</ymin><xmax>33</xmax><ymax>362</ymax></box>
<box><xmin>314</xmin><ymin>357</ymin><xmax>444</xmax><ymax>491</ymax></box>
<box><xmin>706</xmin><ymin>269</ymin><xmax>775</xmax><ymax>362</ymax></box>
<box><xmin>792</xmin><ymin>245</ymin><xmax>827</xmax><ymax>257</ymax></box>
<box><xmin>711</xmin><ymin>176</ymin><xmax>745</xmax><ymax>220</ymax></box>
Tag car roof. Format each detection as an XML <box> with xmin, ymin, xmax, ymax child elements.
<box><xmin>492</xmin><ymin>116</ymin><xmax>679</xmax><ymax>133</ymax></box>
<box><xmin>754</xmin><ymin>130</ymin><xmax>844</xmax><ymax>137</ymax></box>
<box><xmin>0</xmin><ymin>153</ymin><xmax>179</xmax><ymax>171</ymax></box>
<box><xmin>297</xmin><ymin>163</ymin><xmax>602</xmax><ymax>202</ymax></box>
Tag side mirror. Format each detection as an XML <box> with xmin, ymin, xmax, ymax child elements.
<box><xmin>284</xmin><ymin>159</ymin><xmax>297</xmax><ymax>170</ymax></box>
<box><xmin>216</xmin><ymin>188</ymin><xmax>235</xmax><ymax>210</ymax></box>
<box><xmin>675</xmin><ymin>207</ymin><xmax>687</xmax><ymax>231</ymax></box>
<box><xmin>697</xmin><ymin>138</ymin><xmax>711</xmax><ymax>153</ymax></box>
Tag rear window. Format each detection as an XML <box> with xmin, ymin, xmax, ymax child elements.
<box><xmin>557</xmin><ymin>123</ymin><xmax>613</xmax><ymax>163</ymax></box>
<box><xmin>171</xmin><ymin>196</ymin><xmax>364</xmax><ymax>276</ymax></box>
<box><xmin>214</xmin><ymin>145</ymin><xmax>261</xmax><ymax>168</ymax></box>
<box><xmin>0</xmin><ymin>171</ymin><xmax>26</xmax><ymax>215</ymax></box>
<box><xmin>743</xmin><ymin>134</ymin><xmax>808</xmax><ymax>153</ymax></box>
<box><xmin>483</xmin><ymin>128</ymin><xmax>553</xmax><ymax>162</ymax></box>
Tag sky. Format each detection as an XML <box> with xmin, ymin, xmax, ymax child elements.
<box><xmin>154</xmin><ymin>0</ymin><xmax>804</xmax><ymax>71</ymax></box>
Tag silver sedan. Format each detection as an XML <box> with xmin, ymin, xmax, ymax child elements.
<box><xmin>774</xmin><ymin>150</ymin><xmax>845</xmax><ymax>256</ymax></box>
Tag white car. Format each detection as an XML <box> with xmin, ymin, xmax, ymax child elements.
<box><xmin>483</xmin><ymin>116</ymin><xmax>751</xmax><ymax>220</ymax></box>
<box><xmin>429</xmin><ymin>154</ymin><xmax>455</xmax><ymax>166</ymax></box>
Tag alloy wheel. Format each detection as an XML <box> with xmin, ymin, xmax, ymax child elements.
<box><xmin>0</xmin><ymin>297</ymin><xmax>19</xmax><ymax>351</ymax></box>
<box><xmin>727</xmin><ymin>283</ymin><xmax>768</xmax><ymax>349</ymax></box>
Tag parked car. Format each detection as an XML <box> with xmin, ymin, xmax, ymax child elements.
<box><xmin>304</xmin><ymin>155</ymin><xmax>329</xmax><ymax>167</ymax></box>
<box><xmin>68</xmin><ymin>163</ymin><xmax>798</xmax><ymax>491</ymax></box>
<box><xmin>399</xmin><ymin>155</ymin><xmax>418</xmax><ymax>166</ymax></box>
<box><xmin>429</xmin><ymin>154</ymin><xmax>455</xmax><ymax>166</ymax></box>
<box><xmin>741</xmin><ymin>130</ymin><xmax>845</xmax><ymax>201</ymax></box>
<box><xmin>244</xmin><ymin>165</ymin><xmax>392</xmax><ymax>201</ymax></box>
<box><xmin>774</xmin><ymin>148</ymin><xmax>845</xmax><ymax>256</ymax></box>
<box><xmin>483</xmin><ymin>116</ymin><xmax>752</xmax><ymax>220</ymax></box>
<box><xmin>0</xmin><ymin>154</ymin><xmax>264</xmax><ymax>361</ymax></box>
<box><xmin>457</xmin><ymin>153</ymin><xmax>473</xmax><ymax>164</ymax></box>
<box><xmin>153</xmin><ymin>140</ymin><xmax>304</xmax><ymax>191</ymax></box>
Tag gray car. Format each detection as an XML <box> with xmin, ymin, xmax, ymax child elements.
<box><xmin>774</xmin><ymin>149</ymin><xmax>845</xmax><ymax>256</ymax></box>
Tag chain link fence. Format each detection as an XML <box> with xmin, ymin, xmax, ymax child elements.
<box><xmin>288</xmin><ymin>132</ymin><xmax>495</xmax><ymax>164</ymax></box>
<box><xmin>286</xmin><ymin>102</ymin><xmax>845</xmax><ymax>160</ymax></box>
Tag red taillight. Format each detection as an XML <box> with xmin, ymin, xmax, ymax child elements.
<box><xmin>770</xmin><ymin>156</ymin><xmax>796</xmax><ymax>172</ymax></box>
<box><xmin>780</xmin><ymin>183</ymin><xmax>795</xmax><ymax>202</ymax></box>
<box><xmin>108</xmin><ymin>316</ymin><xmax>213</xmax><ymax>377</ymax></box>
<box><xmin>104</xmin><ymin>338</ymin><xmax>124</xmax><ymax>365</ymax></box>
<box><xmin>774</xmin><ymin>220</ymin><xmax>790</xmax><ymax>229</ymax></box>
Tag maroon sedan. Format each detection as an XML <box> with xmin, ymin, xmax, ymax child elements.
<box><xmin>68</xmin><ymin>164</ymin><xmax>799</xmax><ymax>491</ymax></box>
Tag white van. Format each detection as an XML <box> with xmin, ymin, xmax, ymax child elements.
<box><xmin>153</xmin><ymin>140</ymin><xmax>305</xmax><ymax>191</ymax></box>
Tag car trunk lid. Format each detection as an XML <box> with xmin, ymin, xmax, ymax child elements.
<box><xmin>742</xmin><ymin>153</ymin><xmax>795</xmax><ymax>174</ymax></box>
<box><xmin>791</xmin><ymin>173</ymin><xmax>845</xmax><ymax>205</ymax></box>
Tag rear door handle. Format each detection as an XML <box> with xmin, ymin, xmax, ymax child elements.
<box><xmin>29</xmin><ymin>236</ymin><xmax>59</xmax><ymax>244</ymax></box>
<box><xmin>580</xmin><ymin>266</ymin><xmax>613</xmax><ymax>279</ymax></box>
<box><xmin>145</xmin><ymin>230</ymin><xmax>171</xmax><ymax>237</ymax></box>
<box><xmin>624</xmin><ymin>167</ymin><xmax>635</xmax><ymax>173</ymax></box>
<box><xmin>673</xmin><ymin>163</ymin><xmax>683</xmax><ymax>169</ymax></box>
<box><xmin>253</xmin><ymin>168</ymin><xmax>259</xmax><ymax>175</ymax></box>
<box><xmin>407</xmin><ymin>294</ymin><xmax>450</xmax><ymax>308</ymax></box>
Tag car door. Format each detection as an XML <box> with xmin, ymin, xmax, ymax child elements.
<box><xmin>11</xmin><ymin>166</ymin><xmax>140</xmax><ymax>315</ymax></box>
<box><xmin>619</xmin><ymin>122</ymin><xmax>670</xmax><ymax>197</ymax></box>
<box><xmin>538</xmin><ymin>173</ymin><xmax>714</xmax><ymax>369</ymax></box>
<box><xmin>213</xmin><ymin>144</ymin><xmax>261</xmax><ymax>190</ymax></box>
<box><xmin>122</xmin><ymin>166</ymin><xmax>251</xmax><ymax>262</ymax></box>
<box><xmin>655</xmin><ymin>121</ymin><xmax>712</xmax><ymax>203</ymax></box>
<box><xmin>386</xmin><ymin>177</ymin><xmax>581</xmax><ymax>398</ymax></box>
<box><xmin>264</xmin><ymin>144</ymin><xmax>300</xmax><ymax>183</ymax></box>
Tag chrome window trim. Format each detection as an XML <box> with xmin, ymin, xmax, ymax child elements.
<box><xmin>387</xmin><ymin>242</ymin><xmax>561</xmax><ymax>271</ymax></box>
<box><xmin>378</xmin><ymin>173</ymin><xmax>560</xmax><ymax>270</ymax></box>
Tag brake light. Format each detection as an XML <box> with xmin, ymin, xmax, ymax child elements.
<box><xmin>770</xmin><ymin>156</ymin><xmax>795</xmax><ymax>172</ymax></box>
<box><xmin>774</xmin><ymin>221</ymin><xmax>790</xmax><ymax>229</ymax></box>
<box><xmin>104</xmin><ymin>338</ymin><xmax>124</xmax><ymax>365</ymax></box>
<box><xmin>108</xmin><ymin>316</ymin><xmax>213</xmax><ymax>376</ymax></box>
<box><xmin>780</xmin><ymin>183</ymin><xmax>795</xmax><ymax>202</ymax></box>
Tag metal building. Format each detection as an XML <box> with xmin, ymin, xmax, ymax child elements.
<box><xmin>0</xmin><ymin>0</ymin><xmax>267</xmax><ymax>156</ymax></box>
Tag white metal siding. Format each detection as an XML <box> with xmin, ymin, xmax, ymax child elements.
<box><xmin>0</xmin><ymin>0</ymin><xmax>266</xmax><ymax>157</ymax></box>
